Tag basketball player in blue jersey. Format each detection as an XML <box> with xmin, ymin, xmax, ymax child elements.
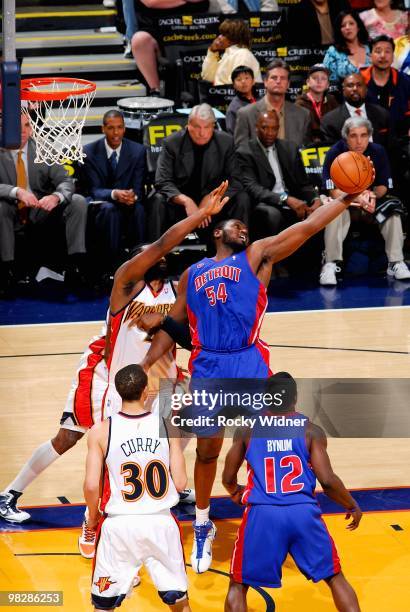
<box><xmin>222</xmin><ymin>372</ymin><xmax>362</xmax><ymax>612</ymax></box>
<box><xmin>141</xmin><ymin>181</ymin><xmax>373</xmax><ymax>574</ymax></box>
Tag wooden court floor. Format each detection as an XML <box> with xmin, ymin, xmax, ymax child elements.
<box><xmin>0</xmin><ymin>306</ymin><xmax>410</xmax><ymax>610</ymax></box>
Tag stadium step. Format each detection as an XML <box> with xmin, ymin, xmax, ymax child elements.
<box><xmin>17</xmin><ymin>0</ymin><xmax>103</xmax><ymax>6</ymax></box>
<box><xmin>14</xmin><ymin>4</ymin><xmax>116</xmax><ymax>32</ymax></box>
<box><xmin>90</xmin><ymin>79</ymin><xmax>146</xmax><ymax>106</ymax></box>
<box><xmin>47</xmin><ymin>105</ymin><xmax>120</xmax><ymax>133</ymax></box>
<box><xmin>11</xmin><ymin>28</ymin><xmax>124</xmax><ymax>57</ymax></box>
<box><xmin>21</xmin><ymin>53</ymin><xmax>137</xmax><ymax>81</ymax></box>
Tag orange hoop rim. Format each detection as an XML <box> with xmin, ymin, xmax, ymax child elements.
<box><xmin>21</xmin><ymin>77</ymin><xmax>96</xmax><ymax>102</ymax></box>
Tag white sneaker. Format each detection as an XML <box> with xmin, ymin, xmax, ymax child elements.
<box><xmin>387</xmin><ymin>261</ymin><xmax>410</xmax><ymax>280</ymax></box>
<box><xmin>0</xmin><ymin>490</ymin><xmax>30</xmax><ymax>523</ymax></box>
<box><xmin>319</xmin><ymin>262</ymin><xmax>340</xmax><ymax>286</ymax></box>
<box><xmin>78</xmin><ymin>516</ymin><xmax>96</xmax><ymax>559</ymax></box>
<box><xmin>178</xmin><ymin>488</ymin><xmax>196</xmax><ymax>504</ymax></box>
<box><xmin>190</xmin><ymin>520</ymin><xmax>216</xmax><ymax>574</ymax></box>
<box><xmin>103</xmin><ymin>0</ymin><xmax>115</xmax><ymax>7</ymax></box>
<box><xmin>123</xmin><ymin>41</ymin><xmax>132</xmax><ymax>58</ymax></box>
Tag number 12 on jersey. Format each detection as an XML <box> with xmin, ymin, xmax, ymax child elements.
<box><xmin>205</xmin><ymin>283</ymin><xmax>228</xmax><ymax>306</ymax></box>
<box><xmin>264</xmin><ymin>455</ymin><xmax>304</xmax><ymax>494</ymax></box>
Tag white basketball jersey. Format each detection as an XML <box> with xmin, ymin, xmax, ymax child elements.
<box><xmin>108</xmin><ymin>281</ymin><xmax>177</xmax><ymax>396</ymax></box>
<box><xmin>104</xmin><ymin>411</ymin><xmax>179</xmax><ymax>515</ymax></box>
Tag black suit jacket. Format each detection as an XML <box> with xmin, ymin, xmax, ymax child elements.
<box><xmin>82</xmin><ymin>137</ymin><xmax>146</xmax><ymax>202</ymax></box>
<box><xmin>155</xmin><ymin>129</ymin><xmax>242</xmax><ymax>202</ymax></box>
<box><xmin>236</xmin><ymin>138</ymin><xmax>317</xmax><ymax>207</ymax></box>
<box><xmin>320</xmin><ymin>103</ymin><xmax>390</xmax><ymax>147</ymax></box>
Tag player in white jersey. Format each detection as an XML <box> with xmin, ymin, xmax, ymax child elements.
<box><xmin>0</xmin><ymin>182</ymin><xmax>229</xmax><ymax>527</ymax></box>
<box><xmin>85</xmin><ymin>364</ymin><xmax>191</xmax><ymax>612</ymax></box>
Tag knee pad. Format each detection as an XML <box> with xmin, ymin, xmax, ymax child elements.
<box><xmin>158</xmin><ymin>590</ymin><xmax>187</xmax><ymax>605</ymax></box>
<box><xmin>195</xmin><ymin>449</ymin><xmax>220</xmax><ymax>464</ymax></box>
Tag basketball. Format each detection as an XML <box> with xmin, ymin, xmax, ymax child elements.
<box><xmin>330</xmin><ymin>151</ymin><xmax>373</xmax><ymax>194</ymax></box>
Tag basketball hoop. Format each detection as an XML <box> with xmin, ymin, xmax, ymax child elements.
<box><xmin>20</xmin><ymin>77</ymin><xmax>96</xmax><ymax>166</ymax></box>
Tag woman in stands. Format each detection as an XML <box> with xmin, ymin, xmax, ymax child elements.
<box><xmin>360</xmin><ymin>0</ymin><xmax>407</xmax><ymax>40</ymax></box>
<box><xmin>324</xmin><ymin>11</ymin><xmax>371</xmax><ymax>82</ymax></box>
<box><xmin>201</xmin><ymin>19</ymin><xmax>262</xmax><ymax>86</ymax></box>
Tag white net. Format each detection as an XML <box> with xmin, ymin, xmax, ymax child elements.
<box><xmin>21</xmin><ymin>79</ymin><xmax>96</xmax><ymax>166</ymax></box>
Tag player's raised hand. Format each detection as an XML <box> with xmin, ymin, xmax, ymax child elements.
<box><xmin>345</xmin><ymin>505</ymin><xmax>362</xmax><ymax>530</ymax></box>
<box><xmin>201</xmin><ymin>180</ymin><xmax>230</xmax><ymax>218</ymax></box>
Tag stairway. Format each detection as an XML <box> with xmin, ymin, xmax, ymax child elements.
<box><xmin>16</xmin><ymin>0</ymin><xmax>146</xmax><ymax>139</ymax></box>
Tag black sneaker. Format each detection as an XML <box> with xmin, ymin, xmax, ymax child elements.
<box><xmin>0</xmin><ymin>490</ymin><xmax>31</xmax><ymax>523</ymax></box>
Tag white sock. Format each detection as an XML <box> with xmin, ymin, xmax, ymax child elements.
<box><xmin>3</xmin><ymin>440</ymin><xmax>60</xmax><ymax>494</ymax></box>
<box><xmin>195</xmin><ymin>505</ymin><xmax>210</xmax><ymax>525</ymax></box>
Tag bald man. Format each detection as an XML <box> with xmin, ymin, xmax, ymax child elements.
<box><xmin>236</xmin><ymin>111</ymin><xmax>321</xmax><ymax>240</ymax></box>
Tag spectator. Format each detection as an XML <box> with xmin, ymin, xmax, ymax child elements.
<box><xmin>122</xmin><ymin>0</ymin><xmax>138</xmax><ymax>58</ymax></box>
<box><xmin>82</xmin><ymin>110</ymin><xmax>145</xmax><ymax>276</ymax></box>
<box><xmin>148</xmin><ymin>104</ymin><xmax>250</xmax><ymax>244</ymax></box>
<box><xmin>214</xmin><ymin>0</ymin><xmax>278</xmax><ymax>13</ymax></box>
<box><xmin>201</xmin><ymin>19</ymin><xmax>262</xmax><ymax>86</ymax></box>
<box><xmin>0</xmin><ymin>114</ymin><xmax>87</xmax><ymax>295</ymax></box>
<box><xmin>236</xmin><ymin>110</ymin><xmax>321</xmax><ymax>241</ymax></box>
<box><xmin>360</xmin><ymin>1</ymin><xmax>407</xmax><ymax>39</ymax></box>
<box><xmin>287</xmin><ymin>0</ymin><xmax>350</xmax><ymax>46</ymax></box>
<box><xmin>323</xmin><ymin>10</ymin><xmax>371</xmax><ymax>82</ymax></box>
<box><xmin>234</xmin><ymin>59</ymin><xmax>311</xmax><ymax>148</ymax></box>
<box><xmin>360</xmin><ymin>35</ymin><xmax>410</xmax><ymax>133</ymax></box>
<box><xmin>225</xmin><ymin>65</ymin><xmax>258</xmax><ymax>135</ymax></box>
<box><xmin>319</xmin><ymin>116</ymin><xmax>409</xmax><ymax>285</ymax></box>
<box><xmin>295</xmin><ymin>64</ymin><xmax>339</xmax><ymax>143</ymax></box>
<box><xmin>131</xmin><ymin>0</ymin><xmax>209</xmax><ymax>96</ymax></box>
<box><xmin>393</xmin><ymin>11</ymin><xmax>410</xmax><ymax>75</ymax></box>
<box><xmin>320</xmin><ymin>72</ymin><xmax>389</xmax><ymax>146</ymax></box>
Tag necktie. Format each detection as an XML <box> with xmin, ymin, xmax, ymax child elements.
<box><xmin>16</xmin><ymin>150</ymin><xmax>28</xmax><ymax>225</ymax></box>
<box><xmin>109</xmin><ymin>150</ymin><xmax>118</xmax><ymax>175</ymax></box>
<box><xmin>355</xmin><ymin>108</ymin><xmax>362</xmax><ymax>116</ymax></box>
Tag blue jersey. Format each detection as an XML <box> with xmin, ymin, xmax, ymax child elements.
<box><xmin>243</xmin><ymin>412</ymin><xmax>317</xmax><ymax>506</ymax></box>
<box><xmin>187</xmin><ymin>250</ymin><xmax>267</xmax><ymax>352</ymax></box>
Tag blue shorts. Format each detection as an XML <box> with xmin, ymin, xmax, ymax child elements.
<box><xmin>230</xmin><ymin>504</ymin><xmax>341</xmax><ymax>588</ymax></box>
<box><xmin>188</xmin><ymin>340</ymin><xmax>271</xmax><ymax>379</ymax></box>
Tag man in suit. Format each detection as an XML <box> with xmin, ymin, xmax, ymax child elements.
<box><xmin>320</xmin><ymin>73</ymin><xmax>390</xmax><ymax>146</ymax></box>
<box><xmin>148</xmin><ymin>103</ymin><xmax>250</xmax><ymax>245</ymax></box>
<box><xmin>234</xmin><ymin>59</ymin><xmax>311</xmax><ymax>148</ymax></box>
<box><xmin>237</xmin><ymin>111</ymin><xmax>321</xmax><ymax>241</ymax></box>
<box><xmin>0</xmin><ymin>114</ymin><xmax>87</xmax><ymax>295</ymax></box>
<box><xmin>82</xmin><ymin>110</ymin><xmax>146</xmax><ymax>276</ymax></box>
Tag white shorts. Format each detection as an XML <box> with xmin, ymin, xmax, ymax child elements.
<box><xmin>60</xmin><ymin>337</ymin><xmax>108</xmax><ymax>433</ymax></box>
<box><xmin>91</xmin><ymin>512</ymin><xmax>188</xmax><ymax>609</ymax></box>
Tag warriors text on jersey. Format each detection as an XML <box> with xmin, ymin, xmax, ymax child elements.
<box><xmin>186</xmin><ymin>250</ymin><xmax>270</xmax><ymax>378</ymax></box>
<box><xmin>108</xmin><ymin>281</ymin><xmax>177</xmax><ymax>399</ymax></box>
<box><xmin>103</xmin><ymin>411</ymin><xmax>179</xmax><ymax>515</ymax></box>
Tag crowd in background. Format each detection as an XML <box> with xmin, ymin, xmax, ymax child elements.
<box><xmin>0</xmin><ymin>0</ymin><xmax>409</xmax><ymax>296</ymax></box>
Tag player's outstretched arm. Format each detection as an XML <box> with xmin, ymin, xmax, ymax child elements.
<box><xmin>140</xmin><ymin>269</ymin><xmax>189</xmax><ymax>371</ymax></box>
<box><xmin>309</xmin><ymin>423</ymin><xmax>362</xmax><ymax>530</ymax></box>
<box><xmin>222</xmin><ymin>429</ymin><xmax>248</xmax><ymax>504</ymax></box>
<box><xmin>169</xmin><ymin>436</ymin><xmax>188</xmax><ymax>492</ymax></box>
<box><xmin>83</xmin><ymin>421</ymin><xmax>108</xmax><ymax>530</ymax></box>
<box><xmin>247</xmin><ymin>190</ymin><xmax>370</xmax><ymax>270</ymax></box>
<box><xmin>110</xmin><ymin>181</ymin><xmax>229</xmax><ymax>312</ymax></box>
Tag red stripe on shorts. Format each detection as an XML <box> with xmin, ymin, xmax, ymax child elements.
<box><xmin>73</xmin><ymin>337</ymin><xmax>105</xmax><ymax>428</ymax></box>
<box><xmin>230</xmin><ymin>505</ymin><xmax>250</xmax><ymax>584</ymax></box>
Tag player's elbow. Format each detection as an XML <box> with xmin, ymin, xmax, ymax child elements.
<box><xmin>83</xmin><ymin>480</ymin><xmax>99</xmax><ymax>497</ymax></box>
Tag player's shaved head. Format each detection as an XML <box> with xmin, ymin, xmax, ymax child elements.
<box><xmin>213</xmin><ymin>219</ymin><xmax>249</xmax><ymax>252</ymax></box>
<box><xmin>115</xmin><ymin>364</ymin><xmax>148</xmax><ymax>401</ymax></box>
<box><xmin>266</xmin><ymin>372</ymin><xmax>297</xmax><ymax>412</ymax></box>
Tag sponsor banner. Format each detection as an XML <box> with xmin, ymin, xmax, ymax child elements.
<box><xmin>277</xmin><ymin>45</ymin><xmax>328</xmax><ymax>76</ymax></box>
<box><xmin>299</xmin><ymin>144</ymin><xmax>331</xmax><ymax>189</ymax></box>
<box><xmin>154</xmin><ymin>12</ymin><xmax>282</xmax><ymax>47</ymax></box>
<box><xmin>143</xmin><ymin>113</ymin><xmax>188</xmax><ymax>160</ymax></box>
<box><xmin>200</xmin><ymin>83</ymin><xmax>266</xmax><ymax>114</ymax></box>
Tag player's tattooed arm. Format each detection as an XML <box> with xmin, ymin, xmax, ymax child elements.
<box><xmin>83</xmin><ymin>421</ymin><xmax>108</xmax><ymax>530</ymax></box>
<box><xmin>110</xmin><ymin>181</ymin><xmax>229</xmax><ymax>313</ymax></box>
<box><xmin>308</xmin><ymin>423</ymin><xmax>362</xmax><ymax>530</ymax></box>
<box><xmin>246</xmin><ymin>189</ymin><xmax>372</xmax><ymax>271</ymax></box>
<box><xmin>140</xmin><ymin>269</ymin><xmax>189</xmax><ymax>371</ymax></box>
<box><xmin>222</xmin><ymin>427</ymin><xmax>249</xmax><ymax>504</ymax></box>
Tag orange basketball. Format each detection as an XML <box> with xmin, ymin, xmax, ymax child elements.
<box><xmin>330</xmin><ymin>151</ymin><xmax>373</xmax><ymax>194</ymax></box>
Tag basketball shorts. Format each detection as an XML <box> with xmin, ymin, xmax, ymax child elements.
<box><xmin>230</xmin><ymin>504</ymin><xmax>341</xmax><ymax>588</ymax></box>
<box><xmin>60</xmin><ymin>337</ymin><xmax>108</xmax><ymax>433</ymax></box>
<box><xmin>189</xmin><ymin>340</ymin><xmax>271</xmax><ymax>379</ymax></box>
<box><xmin>91</xmin><ymin>511</ymin><xmax>187</xmax><ymax>610</ymax></box>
